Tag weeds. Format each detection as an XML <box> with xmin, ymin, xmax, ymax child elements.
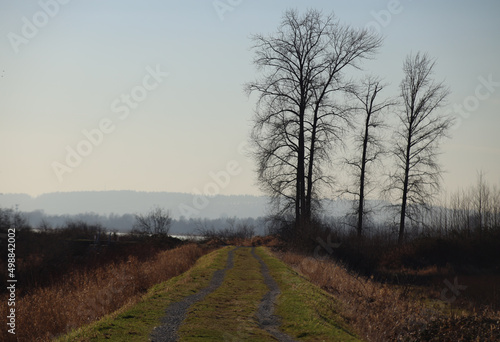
<box><xmin>276</xmin><ymin>250</ymin><xmax>500</xmax><ymax>341</ymax></box>
<box><xmin>0</xmin><ymin>244</ymin><xmax>208</xmax><ymax>341</ymax></box>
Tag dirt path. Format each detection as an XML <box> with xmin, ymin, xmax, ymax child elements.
<box><xmin>252</xmin><ymin>247</ymin><xmax>297</xmax><ymax>342</ymax></box>
<box><xmin>149</xmin><ymin>247</ymin><xmax>240</xmax><ymax>342</ymax></box>
<box><xmin>151</xmin><ymin>246</ymin><xmax>295</xmax><ymax>341</ymax></box>
<box><xmin>63</xmin><ymin>246</ymin><xmax>361</xmax><ymax>341</ymax></box>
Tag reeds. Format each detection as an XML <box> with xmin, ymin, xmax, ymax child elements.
<box><xmin>0</xmin><ymin>243</ymin><xmax>206</xmax><ymax>342</ymax></box>
<box><xmin>277</xmin><ymin>250</ymin><xmax>500</xmax><ymax>341</ymax></box>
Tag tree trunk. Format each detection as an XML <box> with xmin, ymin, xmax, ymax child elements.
<box><xmin>305</xmin><ymin>110</ymin><xmax>319</xmax><ymax>226</ymax></box>
<box><xmin>357</xmin><ymin>116</ymin><xmax>370</xmax><ymax>238</ymax></box>
<box><xmin>399</xmin><ymin>131</ymin><xmax>412</xmax><ymax>244</ymax></box>
<box><xmin>296</xmin><ymin>104</ymin><xmax>306</xmax><ymax>232</ymax></box>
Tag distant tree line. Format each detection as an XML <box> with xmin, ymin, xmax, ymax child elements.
<box><xmin>17</xmin><ymin>210</ymin><xmax>136</xmax><ymax>233</ymax></box>
<box><xmin>424</xmin><ymin>172</ymin><xmax>500</xmax><ymax>235</ymax></box>
<box><xmin>2</xmin><ymin>207</ymin><xmax>268</xmax><ymax>237</ymax></box>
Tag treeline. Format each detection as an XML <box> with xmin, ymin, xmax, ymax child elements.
<box><xmin>19</xmin><ymin>210</ymin><xmax>135</xmax><ymax>233</ymax></box>
<box><xmin>10</xmin><ymin>209</ymin><xmax>268</xmax><ymax>236</ymax></box>
<box><xmin>424</xmin><ymin>172</ymin><xmax>500</xmax><ymax>235</ymax></box>
<box><xmin>341</xmin><ymin>172</ymin><xmax>500</xmax><ymax>240</ymax></box>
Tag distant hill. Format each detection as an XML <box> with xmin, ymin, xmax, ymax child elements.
<box><xmin>0</xmin><ymin>191</ymin><xmax>270</xmax><ymax>219</ymax></box>
<box><xmin>1</xmin><ymin>190</ymin><xmax>396</xmax><ymax>228</ymax></box>
<box><xmin>0</xmin><ymin>191</ymin><xmax>395</xmax><ymax>234</ymax></box>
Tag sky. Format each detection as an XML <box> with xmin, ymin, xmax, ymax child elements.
<box><xmin>0</xmin><ymin>0</ymin><xmax>499</xmax><ymax>200</ymax></box>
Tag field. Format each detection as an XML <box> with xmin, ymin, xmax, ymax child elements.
<box><xmin>1</xmin><ymin>222</ymin><xmax>499</xmax><ymax>341</ymax></box>
<box><xmin>0</xmin><ymin>226</ymin><xmax>210</xmax><ymax>341</ymax></box>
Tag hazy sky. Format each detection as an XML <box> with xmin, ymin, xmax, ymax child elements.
<box><xmin>1</xmin><ymin>0</ymin><xmax>499</xmax><ymax>199</ymax></box>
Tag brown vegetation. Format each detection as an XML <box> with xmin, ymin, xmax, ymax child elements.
<box><xmin>0</xmin><ymin>222</ymin><xmax>185</xmax><ymax>295</ymax></box>
<box><xmin>0</xmin><ymin>243</ymin><xmax>209</xmax><ymax>342</ymax></box>
<box><xmin>276</xmin><ymin>249</ymin><xmax>500</xmax><ymax>341</ymax></box>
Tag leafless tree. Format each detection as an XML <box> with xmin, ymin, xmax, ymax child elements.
<box><xmin>474</xmin><ymin>170</ymin><xmax>490</xmax><ymax>233</ymax></box>
<box><xmin>0</xmin><ymin>207</ymin><xmax>30</xmax><ymax>231</ymax></box>
<box><xmin>37</xmin><ymin>219</ymin><xmax>53</xmax><ymax>232</ymax></box>
<box><xmin>491</xmin><ymin>185</ymin><xmax>500</xmax><ymax>230</ymax></box>
<box><xmin>344</xmin><ymin>76</ymin><xmax>394</xmax><ymax>237</ymax></box>
<box><xmin>132</xmin><ymin>207</ymin><xmax>172</xmax><ymax>236</ymax></box>
<box><xmin>387</xmin><ymin>52</ymin><xmax>454</xmax><ymax>243</ymax></box>
<box><xmin>428</xmin><ymin>172</ymin><xmax>500</xmax><ymax>234</ymax></box>
<box><xmin>449</xmin><ymin>186</ymin><xmax>474</xmax><ymax>235</ymax></box>
<box><xmin>246</xmin><ymin>9</ymin><xmax>382</xmax><ymax>234</ymax></box>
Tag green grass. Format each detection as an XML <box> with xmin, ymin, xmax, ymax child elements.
<box><xmin>55</xmin><ymin>247</ymin><xmax>231</xmax><ymax>342</ymax></box>
<box><xmin>178</xmin><ymin>247</ymin><xmax>273</xmax><ymax>341</ymax></box>
<box><xmin>255</xmin><ymin>247</ymin><xmax>362</xmax><ymax>341</ymax></box>
<box><xmin>56</xmin><ymin>246</ymin><xmax>362</xmax><ymax>341</ymax></box>
<box><xmin>179</xmin><ymin>247</ymin><xmax>363</xmax><ymax>341</ymax></box>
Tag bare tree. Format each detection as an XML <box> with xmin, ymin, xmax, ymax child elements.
<box><xmin>0</xmin><ymin>207</ymin><xmax>30</xmax><ymax>231</ymax></box>
<box><xmin>132</xmin><ymin>207</ymin><xmax>172</xmax><ymax>236</ymax></box>
<box><xmin>432</xmin><ymin>173</ymin><xmax>500</xmax><ymax>234</ymax></box>
<box><xmin>491</xmin><ymin>184</ymin><xmax>500</xmax><ymax>230</ymax></box>
<box><xmin>474</xmin><ymin>170</ymin><xmax>490</xmax><ymax>233</ymax></box>
<box><xmin>344</xmin><ymin>76</ymin><xmax>394</xmax><ymax>237</ymax></box>
<box><xmin>387</xmin><ymin>52</ymin><xmax>454</xmax><ymax>243</ymax></box>
<box><xmin>246</xmin><ymin>9</ymin><xmax>382</xmax><ymax>234</ymax></box>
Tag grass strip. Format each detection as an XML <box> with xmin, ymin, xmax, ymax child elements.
<box><xmin>57</xmin><ymin>246</ymin><xmax>363</xmax><ymax>341</ymax></box>
<box><xmin>255</xmin><ymin>247</ymin><xmax>363</xmax><ymax>341</ymax></box>
<box><xmin>55</xmin><ymin>247</ymin><xmax>231</xmax><ymax>342</ymax></box>
<box><xmin>177</xmin><ymin>247</ymin><xmax>273</xmax><ymax>341</ymax></box>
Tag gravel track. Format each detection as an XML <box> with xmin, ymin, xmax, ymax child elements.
<box><xmin>149</xmin><ymin>247</ymin><xmax>239</xmax><ymax>342</ymax></box>
<box><xmin>251</xmin><ymin>247</ymin><xmax>297</xmax><ymax>342</ymax></box>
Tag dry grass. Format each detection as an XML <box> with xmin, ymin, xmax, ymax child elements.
<box><xmin>276</xmin><ymin>251</ymin><xmax>500</xmax><ymax>342</ymax></box>
<box><xmin>0</xmin><ymin>244</ymin><xmax>208</xmax><ymax>342</ymax></box>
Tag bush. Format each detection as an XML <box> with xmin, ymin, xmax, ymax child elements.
<box><xmin>196</xmin><ymin>218</ymin><xmax>256</xmax><ymax>243</ymax></box>
<box><xmin>132</xmin><ymin>207</ymin><xmax>172</xmax><ymax>237</ymax></box>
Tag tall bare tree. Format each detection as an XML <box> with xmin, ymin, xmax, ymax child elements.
<box><xmin>388</xmin><ymin>52</ymin><xmax>454</xmax><ymax>243</ymax></box>
<box><xmin>344</xmin><ymin>76</ymin><xmax>394</xmax><ymax>237</ymax></box>
<box><xmin>246</xmin><ymin>9</ymin><xmax>382</xmax><ymax>233</ymax></box>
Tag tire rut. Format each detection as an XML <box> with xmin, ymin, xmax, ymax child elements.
<box><xmin>150</xmin><ymin>247</ymin><xmax>239</xmax><ymax>342</ymax></box>
<box><xmin>251</xmin><ymin>247</ymin><xmax>297</xmax><ymax>342</ymax></box>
